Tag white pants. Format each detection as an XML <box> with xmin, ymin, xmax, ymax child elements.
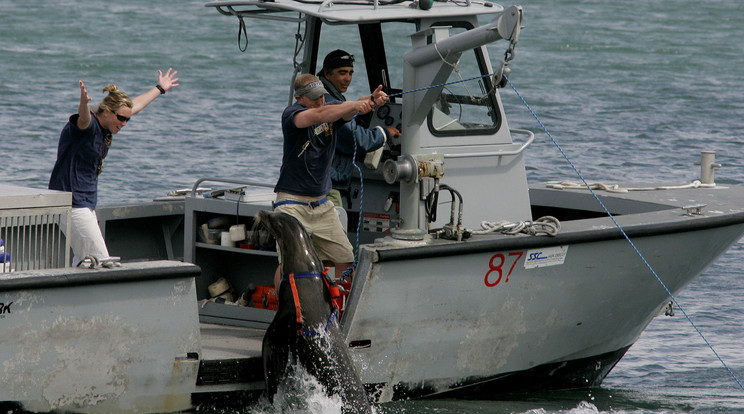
<box><xmin>68</xmin><ymin>207</ymin><xmax>110</xmax><ymax>267</ymax></box>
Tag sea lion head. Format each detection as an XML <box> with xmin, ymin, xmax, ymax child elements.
<box><xmin>256</xmin><ymin>210</ymin><xmax>324</xmax><ymax>274</ymax></box>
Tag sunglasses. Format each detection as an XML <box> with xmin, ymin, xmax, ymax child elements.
<box><xmin>110</xmin><ymin>108</ymin><xmax>130</xmax><ymax>123</ymax></box>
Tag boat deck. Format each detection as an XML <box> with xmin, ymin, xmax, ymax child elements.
<box><xmin>200</xmin><ymin>323</ymin><xmax>264</xmax><ymax>360</ymax></box>
<box><xmin>197</xmin><ymin>323</ymin><xmax>266</xmax><ymax>392</ymax></box>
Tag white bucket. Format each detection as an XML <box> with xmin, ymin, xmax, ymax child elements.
<box><xmin>221</xmin><ymin>231</ymin><xmax>235</xmax><ymax>247</ymax></box>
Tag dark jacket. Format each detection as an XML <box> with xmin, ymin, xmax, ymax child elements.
<box><xmin>319</xmin><ymin>76</ymin><xmax>387</xmax><ymax>189</ymax></box>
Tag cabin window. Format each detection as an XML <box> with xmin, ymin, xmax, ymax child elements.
<box><xmin>313</xmin><ymin>21</ymin><xmax>501</xmax><ymax>136</ymax></box>
<box><xmin>427</xmin><ymin>27</ymin><xmax>501</xmax><ymax>136</ymax></box>
<box><xmin>314</xmin><ymin>21</ymin><xmax>409</xmax><ymax>99</ymax></box>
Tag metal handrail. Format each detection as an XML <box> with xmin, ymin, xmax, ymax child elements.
<box><xmin>190</xmin><ymin>177</ymin><xmax>275</xmax><ymax>198</ymax></box>
<box><xmin>317</xmin><ymin>0</ymin><xmax>381</xmax><ymax>12</ymax></box>
<box><xmin>211</xmin><ymin>3</ymin><xmax>309</xmax><ymax>23</ymax></box>
<box><xmin>443</xmin><ymin>128</ymin><xmax>534</xmax><ymax>158</ymax></box>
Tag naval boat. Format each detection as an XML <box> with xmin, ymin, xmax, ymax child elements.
<box><xmin>2</xmin><ymin>0</ymin><xmax>744</xmax><ymax>412</ymax></box>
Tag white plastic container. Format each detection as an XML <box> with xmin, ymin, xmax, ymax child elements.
<box><xmin>220</xmin><ymin>231</ymin><xmax>235</xmax><ymax>247</ymax></box>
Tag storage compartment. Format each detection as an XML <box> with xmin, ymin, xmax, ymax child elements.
<box><xmin>184</xmin><ymin>189</ymin><xmax>278</xmax><ymax>328</ymax></box>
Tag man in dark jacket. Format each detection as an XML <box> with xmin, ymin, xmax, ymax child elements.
<box><xmin>317</xmin><ymin>49</ymin><xmax>401</xmax><ymax>208</ymax></box>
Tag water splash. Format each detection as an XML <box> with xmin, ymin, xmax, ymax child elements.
<box><xmin>193</xmin><ymin>358</ymin><xmax>370</xmax><ymax>414</ymax></box>
<box><xmin>272</xmin><ymin>361</ymin><xmax>344</xmax><ymax>414</ymax></box>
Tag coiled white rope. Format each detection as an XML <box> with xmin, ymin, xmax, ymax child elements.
<box><xmin>472</xmin><ymin>216</ymin><xmax>560</xmax><ymax>237</ymax></box>
<box><xmin>546</xmin><ymin>179</ymin><xmax>715</xmax><ymax>193</ymax></box>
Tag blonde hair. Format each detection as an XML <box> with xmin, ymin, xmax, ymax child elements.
<box><xmin>294</xmin><ymin>74</ymin><xmax>320</xmax><ymax>95</ymax></box>
<box><xmin>95</xmin><ymin>84</ymin><xmax>133</xmax><ymax>115</ymax></box>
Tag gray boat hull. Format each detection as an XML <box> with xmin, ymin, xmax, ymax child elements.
<box><xmin>0</xmin><ymin>261</ymin><xmax>202</xmax><ymax>413</ymax></box>
<box><xmin>3</xmin><ymin>182</ymin><xmax>743</xmax><ymax>411</ymax></box>
<box><xmin>341</xmin><ymin>197</ymin><xmax>744</xmax><ymax>401</ymax></box>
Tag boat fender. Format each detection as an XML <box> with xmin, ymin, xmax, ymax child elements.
<box><xmin>418</xmin><ymin>0</ymin><xmax>433</xmax><ymax>10</ymax></box>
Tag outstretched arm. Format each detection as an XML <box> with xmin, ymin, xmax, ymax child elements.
<box><xmin>131</xmin><ymin>68</ymin><xmax>180</xmax><ymax>114</ymax></box>
<box><xmin>342</xmin><ymin>98</ymin><xmax>375</xmax><ymax>121</ymax></box>
<box><xmin>294</xmin><ymin>99</ymin><xmax>373</xmax><ymax>128</ymax></box>
<box><xmin>76</xmin><ymin>80</ymin><xmax>92</xmax><ymax>129</ymax></box>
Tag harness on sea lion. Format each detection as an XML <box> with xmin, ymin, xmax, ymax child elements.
<box><xmin>282</xmin><ymin>267</ymin><xmax>343</xmax><ymax>336</ymax></box>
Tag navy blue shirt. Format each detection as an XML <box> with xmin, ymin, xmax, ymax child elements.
<box><xmin>274</xmin><ymin>101</ymin><xmax>346</xmax><ymax>197</ymax></box>
<box><xmin>48</xmin><ymin>112</ymin><xmax>110</xmax><ymax>209</ymax></box>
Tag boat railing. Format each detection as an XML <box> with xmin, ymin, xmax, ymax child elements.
<box><xmin>190</xmin><ymin>177</ymin><xmax>275</xmax><ymax>198</ymax></box>
<box><xmin>208</xmin><ymin>0</ymin><xmax>315</xmax><ymax>21</ymax></box>
<box><xmin>0</xmin><ymin>185</ymin><xmax>71</xmax><ymax>272</ymax></box>
<box><xmin>211</xmin><ymin>1</ymin><xmax>309</xmax><ymax>23</ymax></box>
<box><xmin>206</xmin><ymin>0</ymin><xmax>483</xmax><ymax>20</ymax></box>
<box><xmin>442</xmin><ymin>128</ymin><xmax>534</xmax><ymax>159</ymax></box>
<box><xmin>313</xmin><ymin>0</ymin><xmax>371</xmax><ymax>12</ymax></box>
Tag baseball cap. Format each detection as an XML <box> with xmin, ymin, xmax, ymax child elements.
<box><xmin>322</xmin><ymin>49</ymin><xmax>355</xmax><ymax>72</ymax></box>
<box><xmin>295</xmin><ymin>80</ymin><xmax>328</xmax><ymax>100</ymax></box>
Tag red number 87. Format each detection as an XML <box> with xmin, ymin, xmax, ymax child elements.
<box><xmin>485</xmin><ymin>251</ymin><xmax>524</xmax><ymax>287</ymax></box>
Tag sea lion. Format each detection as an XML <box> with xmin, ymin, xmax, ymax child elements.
<box><xmin>257</xmin><ymin>210</ymin><xmax>372</xmax><ymax>414</ymax></box>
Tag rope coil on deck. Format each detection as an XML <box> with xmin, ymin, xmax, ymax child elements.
<box><xmin>547</xmin><ymin>179</ymin><xmax>715</xmax><ymax>193</ymax></box>
<box><xmin>471</xmin><ymin>216</ymin><xmax>560</xmax><ymax>237</ymax></box>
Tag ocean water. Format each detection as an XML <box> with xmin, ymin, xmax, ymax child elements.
<box><xmin>2</xmin><ymin>0</ymin><xmax>744</xmax><ymax>412</ymax></box>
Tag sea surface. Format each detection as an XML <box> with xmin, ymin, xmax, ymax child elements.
<box><xmin>2</xmin><ymin>0</ymin><xmax>744</xmax><ymax>412</ymax></box>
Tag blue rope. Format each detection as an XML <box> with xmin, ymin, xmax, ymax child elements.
<box><xmin>386</xmin><ymin>73</ymin><xmax>493</xmax><ymax>99</ymax></box>
<box><xmin>236</xmin><ymin>189</ymin><xmax>244</xmax><ymax>224</ymax></box>
<box><xmin>504</xmin><ymin>74</ymin><xmax>744</xmax><ymax>392</ymax></box>
<box><xmin>343</xmin><ymin>134</ymin><xmax>364</xmax><ymax>278</ymax></box>
<box><xmin>300</xmin><ymin>309</ymin><xmax>338</xmax><ymax>336</ymax></box>
<box><xmin>340</xmin><ymin>108</ymin><xmax>368</xmax><ymax>278</ymax></box>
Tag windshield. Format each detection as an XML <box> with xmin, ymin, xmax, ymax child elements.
<box><xmin>315</xmin><ymin>21</ymin><xmax>501</xmax><ymax>136</ymax></box>
<box><xmin>427</xmin><ymin>29</ymin><xmax>501</xmax><ymax>136</ymax></box>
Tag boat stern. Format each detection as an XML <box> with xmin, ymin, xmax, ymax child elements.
<box><xmin>0</xmin><ymin>261</ymin><xmax>202</xmax><ymax>414</ymax></box>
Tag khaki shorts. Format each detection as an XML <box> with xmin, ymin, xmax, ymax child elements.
<box><xmin>274</xmin><ymin>194</ymin><xmax>354</xmax><ymax>264</ymax></box>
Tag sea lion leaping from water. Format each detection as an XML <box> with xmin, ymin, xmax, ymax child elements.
<box><xmin>257</xmin><ymin>210</ymin><xmax>372</xmax><ymax>414</ymax></box>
